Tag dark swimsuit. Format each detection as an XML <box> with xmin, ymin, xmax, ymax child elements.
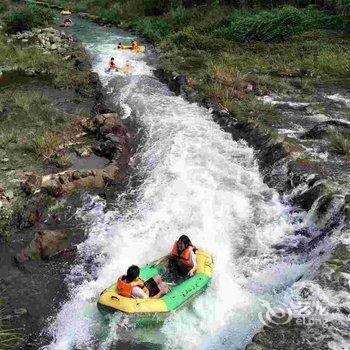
<box><xmin>144</xmin><ymin>278</ymin><xmax>160</xmax><ymax>297</ymax></box>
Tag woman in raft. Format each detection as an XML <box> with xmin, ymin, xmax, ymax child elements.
<box><xmin>117</xmin><ymin>265</ymin><xmax>169</xmax><ymax>299</ymax></box>
<box><xmin>169</xmin><ymin>235</ymin><xmax>197</xmax><ymax>277</ymax></box>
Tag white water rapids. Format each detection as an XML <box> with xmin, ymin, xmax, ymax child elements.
<box><xmin>45</xmin><ymin>20</ymin><xmax>312</xmax><ymax>350</ymax></box>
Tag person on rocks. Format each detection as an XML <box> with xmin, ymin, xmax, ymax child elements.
<box><xmin>117</xmin><ymin>265</ymin><xmax>169</xmax><ymax>299</ymax></box>
<box><xmin>169</xmin><ymin>235</ymin><xmax>197</xmax><ymax>277</ymax></box>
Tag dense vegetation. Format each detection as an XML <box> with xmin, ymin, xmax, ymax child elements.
<box><xmin>2</xmin><ymin>3</ymin><xmax>55</xmax><ymax>33</ymax></box>
<box><xmin>0</xmin><ymin>2</ymin><xmax>97</xmax><ymax>242</ymax></box>
<box><xmin>0</xmin><ymin>0</ymin><xmax>348</xmax><ymax>133</ymax></box>
<box><xmin>39</xmin><ymin>1</ymin><xmax>349</xmax><ymax>86</ymax></box>
<box><xmin>2</xmin><ymin>0</ymin><xmax>349</xmax><ymax>140</ymax></box>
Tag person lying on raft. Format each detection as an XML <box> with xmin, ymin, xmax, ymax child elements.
<box><xmin>169</xmin><ymin>235</ymin><xmax>197</xmax><ymax>277</ymax></box>
<box><xmin>107</xmin><ymin>57</ymin><xmax>118</xmax><ymax>72</ymax></box>
<box><xmin>60</xmin><ymin>18</ymin><xmax>72</xmax><ymax>27</ymax></box>
<box><xmin>117</xmin><ymin>265</ymin><xmax>169</xmax><ymax>299</ymax></box>
<box><xmin>131</xmin><ymin>40</ymin><xmax>139</xmax><ymax>51</ymax></box>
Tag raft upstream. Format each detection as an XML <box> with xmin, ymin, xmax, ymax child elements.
<box><xmin>97</xmin><ymin>251</ymin><xmax>213</xmax><ymax>315</ymax></box>
<box><xmin>116</xmin><ymin>45</ymin><xmax>145</xmax><ymax>53</ymax></box>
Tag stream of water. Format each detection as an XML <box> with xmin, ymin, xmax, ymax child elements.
<box><xmin>44</xmin><ymin>20</ymin><xmax>334</xmax><ymax>350</ymax></box>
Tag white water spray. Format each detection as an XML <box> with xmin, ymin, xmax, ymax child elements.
<box><xmin>46</xmin><ymin>20</ymin><xmax>309</xmax><ymax>350</ymax></box>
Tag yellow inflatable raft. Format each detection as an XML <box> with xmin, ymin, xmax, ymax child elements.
<box><xmin>60</xmin><ymin>10</ymin><xmax>72</xmax><ymax>15</ymax></box>
<box><xmin>116</xmin><ymin>45</ymin><xmax>145</xmax><ymax>53</ymax></box>
<box><xmin>98</xmin><ymin>250</ymin><xmax>213</xmax><ymax>315</ymax></box>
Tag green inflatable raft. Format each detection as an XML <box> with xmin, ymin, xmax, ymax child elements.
<box><xmin>97</xmin><ymin>251</ymin><xmax>213</xmax><ymax>317</ymax></box>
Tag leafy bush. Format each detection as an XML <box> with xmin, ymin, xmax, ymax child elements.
<box><xmin>166</xmin><ymin>6</ymin><xmax>201</xmax><ymax>28</ymax></box>
<box><xmin>214</xmin><ymin>6</ymin><xmax>346</xmax><ymax>42</ymax></box>
<box><xmin>167</xmin><ymin>26</ymin><xmax>226</xmax><ymax>51</ymax></box>
<box><xmin>144</xmin><ymin>0</ymin><xmax>171</xmax><ymax>16</ymax></box>
<box><xmin>132</xmin><ymin>18</ymin><xmax>172</xmax><ymax>41</ymax></box>
<box><xmin>329</xmin><ymin>130</ymin><xmax>350</xmax><ymax>155</ymax></box>
<box><xmin>99</xmin><ymin>8</ymin><xmax>121</xmax><ymax>25</ymax></box>
<box><xmin>0</xmin><ymin>0</ymin><xmax>10</xmax><ymax>15</ymax></box>
<box><xmin>3</xmin><ymin>5</ymin><xmax>55</xmax><ymax>34</ymax></box>
<box><xmin>34</xmin><ymin>131</ymin><xmax>62</xmax><ymax>159</ymax></box>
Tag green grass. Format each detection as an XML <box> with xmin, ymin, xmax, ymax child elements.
<box><xmin>0</xmin><ymin>33</ymin><xmax>94</xmax><ymax>91</ymax></box>
<box><xmin>0</xmin><ymin>90</ymin><xmax>71</xmax><ymax>172</ymax></box>
<box><xmin>132</xmin><ymin>18</ymin><xmax>172</xmax><ymax>42</ymax></box>
<box><xmin>0</xmin><ymin>306</ymin><xmax>19</xmax><ymax>349</ymax></box>
<box><xmin>33</xmin><ymin>131</ymin><xmax>63</xmax><ymax>159</ymax></box>
<box><xmin>214</xmin><ymin>6</ymin><xmax>346</xmax><ymax>42</ymax></box>
<box><xmin>0</xmin><ymin>0</ymin><xmax>11</xmax><ymax>15</ymax></box>
<box><xmin>2</xmin><ymin>4</ymin><xmax>55</xmax><ymax>33</ymax></box>
<box><xmin>329</xmin><ymin>130</ymin><xmax>350</xmax><ymax>156</ymax></box>
<box><xmin>11</xmin><ymin>1</ymin><xmax>350</xmax><ymax>137</ymax></box>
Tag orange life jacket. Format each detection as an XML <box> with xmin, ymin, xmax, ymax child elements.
<box><xmin>117</xmin><ymin>276</ymin><xmax>149</xmax><ymax>298</ymax></box>
<box><xmin>171</xmin><ymin>241</ymin><xmax>196</xmax><ymax>268</ymax></box>
<box><xmin>109</xmin><ymin>61</ymin><xmax>116</xmax><ymax>69</ymax></box>
<box><xmin>131</xmin><ymin>42</ymin><xmax>138</xmax><ymax>50</ymax></box>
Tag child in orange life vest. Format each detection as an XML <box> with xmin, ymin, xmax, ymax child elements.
<box><xmin>170</xmin><ymin>235</ymin><xmax>197</xmax><ymax>277</ymax></box>
<box><xmin>117</xmin><ymin>265</ymin><xmax>169</xmax><ymax>299</ymax></box>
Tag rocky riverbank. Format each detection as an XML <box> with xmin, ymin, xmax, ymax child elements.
<box><xmin>154</xmin><ymin>55</ymin><xmax>350</xmax><ymax>350</ymax></box>
<box><xmin>3</xmin><ymin>2</ymin><xmax>350</xmax><ymax>349</ymax></box>
<box><xmin>0</xmin><ymin>15</ymin><xmax>133</xmax><ymax>348</ymax></box>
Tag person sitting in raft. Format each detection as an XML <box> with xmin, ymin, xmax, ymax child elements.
<box><xmin>107</xmin><ymin>57</ymin><xmax>118</xmax><ymax>71</ymax></box>
<box><xmin>117</xmin><ymin>42</ymin><xmax>123</xmax><ymax>50</ymax></box>
<box><xmin>131</xmin><ymin>40</ymin><xmax>139</xmax><ymax>51</ymax></box>
<box><xmin>169</xmin><ymin>235</ymin><xmax>197</xmax><ymax>277</ymax></box>
<box><xmin>117</xmin><ymin>265</ymin><xmax>169</xmax><ymax>299</ymax></box>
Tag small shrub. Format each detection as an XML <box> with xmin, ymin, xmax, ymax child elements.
<box><xmin>329</xmin><ymin>130</ymin><xmax>350</xmax><ymax>155</ymax></box>
<box><xmin>166</xmin><ymin>6</ymin><xmax>201</xmax><ymax>28</ymax></box>
<box><xmin>0</xmin><ymin>133</ymin><xmax>16</xmax><ymax>148</ymax></box>
<box><xmin>214</xmin><ymin>6</ymin><xmax>346</xmax><ymax>42</ymax></box>
<box><xmin>110</xmin><ymin>0</ymin><xmax>145</xmax><ymax>19</ymax></box>
<box><xmin>0</xmin><ymin>0</ymin><xmax>10</xmax><ymax>14</ymax></box>
<box><xmin>99</xmin><ymin>7</ymin><xmax>121</xmax><ymax>25</ymax></box>
<box><xmin>0</xmin><ymin>300</ymin><xmax>19</xmax><ymax>347</ymax></box>
<box><xmin>144</xmin><ymin>0</ymin><xmax>170</xmax><ymax>16</ymax></box>
<box><xmin>33</xmin><ymin>131</ymin><xmax>62</xmax><ymax>159</ymax></box>
<box><xmin>132</xmin><ymin>18</ymin><xmax>172</xmax><ymax>42</ymax></box>
<box><xmin>13</xmin><ymin>92</ymin><xmax>50</xmax><ymax>113</ymax></box>
<box><xmin>230</xmin><ymin>97</ymin><xmax>280</xmax><ymax>126</ymax></box>
<box><xmin>3</xmin><ymin>5</ymin><xmax>55</xmax><ymax>34</ymax></box>
<box><xmin>0</xmin><ymin>206</ymin><xmax>16</xmax><ymax>241</ymax></box>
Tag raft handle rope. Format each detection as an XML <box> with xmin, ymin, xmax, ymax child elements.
<box><xmin>111</xmin><ymin>296</ymin><xmax>120</xmax><ymax>301</ymax></box>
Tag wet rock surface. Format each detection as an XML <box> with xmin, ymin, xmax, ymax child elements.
<box><xmin>156</xmin><ymin>68</ymin><xmax>350</xmax><ymax>350</ymax></box>
<box><xmin>21</xmin><ymin>112</ymin><xmax>131</xmax><ymax>196</ymax></box>
<box><xmin>0</xmin><ymin>218</ymin><xmax>85</xmax><ymax>350</ymax></box>
<box><xmin>301</xmin><ymin>120</ymin><xmax>350</xmax><ymax>140</ymax></box>
<box><xmin>0</xmin><ymin>20</ymin><xmax>132</xmax><ymax>348</ymax></box>
<box><xmin>246</xmin><ymin>242</ymin><xmax>350</xmax><ymax>350</ymax></box>
<box><xmin>7</xmin><ymin>27</ymin><xmax>73</xmax><ymax>55</ymax></box>
<box><xmin>14</xmin><ymin>230</ymin><xmax>73</xmax><ymax>263</ymax></box>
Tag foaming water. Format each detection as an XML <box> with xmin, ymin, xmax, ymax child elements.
<box><xmin>46</xmin><ymin>20</ymin><xmax>309</xmax><ymax>349</ymax></box>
